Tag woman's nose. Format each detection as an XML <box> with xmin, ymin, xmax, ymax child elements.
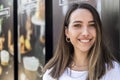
<box><xmin>81</xmin><ymin>27</ymin><xmax>89</xmax><ymax>37</ymax></box>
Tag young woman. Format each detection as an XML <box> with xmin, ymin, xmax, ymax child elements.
<box><xmin>43</xmin><ymin>3</ymin><xmax>120</xmax><ymax>80</ymax></box>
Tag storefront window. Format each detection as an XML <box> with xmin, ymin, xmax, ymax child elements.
<box><xmin>18</xmin><ymin>0</ymin><xmax>45</xmax><ymax>80</ymax></box>
<box><xmin>0</xmin><ymin>0</ymin><xmax>14</xmax><ymax>80</ymax></box>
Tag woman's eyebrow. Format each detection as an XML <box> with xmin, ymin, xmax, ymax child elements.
<box><xmin>73</xmin><ymin>20</ymin><xmax>95</xmax><ymax>23</ymax></box>
<box><xmin>73</xmin><ymin>21</ymin><xmax>82</xmax><ymax>23</ymax></box>
<box><xmin>88</xmin><ymin>21</ymin><xmax>95</xmax><ymax>23</ymax></box>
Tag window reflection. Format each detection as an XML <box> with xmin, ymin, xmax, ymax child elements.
<box><xmin>18</xmin><ymin>0</ymin><xmax>45</xmax><ymax>80</ymax></box>
<box><xmin>0</xmin><ymin>0</ymin><xmax>14</xmax><ymax>80</ymax></box>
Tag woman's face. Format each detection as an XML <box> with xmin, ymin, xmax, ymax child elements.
<box><xmin>65</xmin><ymin>9</ymin><xmax>96</xmax><ymax>53</ymax></box>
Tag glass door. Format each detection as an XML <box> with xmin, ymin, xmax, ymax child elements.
<box><xmin>18</xmin><ymin>0</ymin><xmax>45</xmax><ymax>80</ymax></box>
<box><xmin>0</xmin><ymin>0</ymin><xmax>14</xmax><ymax>80</ymax></box>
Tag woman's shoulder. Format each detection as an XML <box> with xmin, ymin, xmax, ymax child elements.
<box><xmin>107</xmin><ymin>61</ymin><xmax>120</xmax><ymax>74</ymax></box>
<box><xmin>101</xmin><ymin>61</ymin><xmax>120</xmax><ymax>80</ymax></box>
<box><xmin>42</xmin><ymin>68</ymin><xmax>55</xmax><ymax>80</ymax></box>
<box><xmin>110</xmin><ymin>61</ymin><xmax>120</xmax><ymax>72</ymax></box>
<box><xmin>112</xmin><ymin>61</ymin><xmax>120</xmax><ymax>68</ymax></box>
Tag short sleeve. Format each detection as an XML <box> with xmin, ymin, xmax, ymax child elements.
<box><xmin>101</xmin><ymin>61</ymin><xmax>120</xmax><ymax>80</ymax></box>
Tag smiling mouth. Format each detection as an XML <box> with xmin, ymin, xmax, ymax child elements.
<box><xmin>78</xmin><ymin>39</ymin><xmax>92</xmax><ymax>43</ymax></box>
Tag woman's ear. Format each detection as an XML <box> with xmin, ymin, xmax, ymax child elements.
<box><xmin>65</xmin><ymin>26</ymin><xmax>69</xmax><ymax>38</ymax></box>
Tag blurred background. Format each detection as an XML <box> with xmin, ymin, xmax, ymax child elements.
<box><xmin>0</xmin><ymin>0</ymin><xmax>119</xmax><ymax>80</ymax></box>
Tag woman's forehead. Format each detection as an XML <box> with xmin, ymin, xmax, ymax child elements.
<box><xmin>69</xmin><ymin>9</ymin><xmax>94</xmax><ymax>23</ymax></box>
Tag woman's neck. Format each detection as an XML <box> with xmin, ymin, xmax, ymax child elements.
<box><xmin>71</xmin><ymin>50</ymin><xmax>88</xmax><ymax>71</ymax></box>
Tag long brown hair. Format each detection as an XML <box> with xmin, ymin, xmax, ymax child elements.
<box><xmin>43</xmin><ymin>3</ymin><xmax>116</xmax><ymax>80</ymax></box>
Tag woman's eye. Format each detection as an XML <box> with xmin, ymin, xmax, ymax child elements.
<box><xmin>89</xmin><ymin>24</ymin><xmax>95</xmax><ymax>27</ymax></box>
<box><xmin>73</xmin><ymin>24</ymin><xmax>81</xmax><ymax>27</ymax></box>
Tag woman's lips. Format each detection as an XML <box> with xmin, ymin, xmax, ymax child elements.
<box><xmin>78</xmin><ymin>39</ymin><xmax>92</xmax><ymax>43</ymax></box>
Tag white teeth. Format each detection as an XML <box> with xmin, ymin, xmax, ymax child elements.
<box><xmin>80</xmin><ymin>40</ymin><xmax>90</xmax><ymax>42</ymax></box>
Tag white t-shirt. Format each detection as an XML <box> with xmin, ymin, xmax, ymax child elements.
<box><xmin>43</xmin><ymin>61</ymin><xmax>120</xmax><ymax>80</ymax></box>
